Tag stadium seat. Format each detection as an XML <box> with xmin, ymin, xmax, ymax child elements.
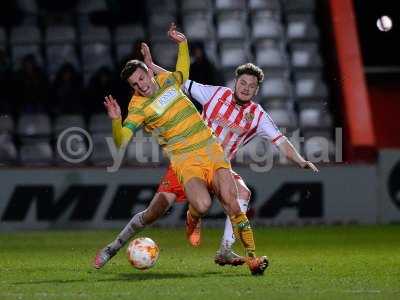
<box><xmin>152</xmin><ymin>41</ymin><xmax>178</xmax><ymax>69</ymax></box>
<box><xmin>88</xmin><ymin>114</ymin><xmax>111</xmax><ymax>134</ymax></box>
<box><xmin>54</xmin><ymin>129</ymin><xmax>90</xmax><ymax>166</ymax></box>
<box><xmin>10</xmin><ymin>26</ymin><xmax>41</xmax><ymax>44</ymax></box>
<box><xmin>304</xmin><ymin>136</ymin><xmax>335</xmax><ymax>163</ymax></box>
<box><xmin>19</xmin><ymin>141</ymin><xmax>53</xmax><ymax>166</ymax></box>
<box><xmin>215</xmin><ymin>0</ymin><xmax>246</xmax><ymax>11</ymax></box>
<box><xmin>183</xmin><ymin>11</ymin><xmax>214</xmax><ymax>40</ymax></box>
<box><xmin>148</xmin><ymin>13</ymin><xmax>177</xmax><ymax>40</ymax></box>
<box><xmin>287</xmin><ymin>14</ymin><xmax>319</xmax><ymax>41</ymax></box>
<box><xmin>88</xmin><ymin>133</ymin><xmax>113</xmax><ymax>166</ymax></box>
<box><xmin>249</xmin><ymin>0</ymin><xmax>281</xmax><ymax>11</ymax></box>
<box><xmin>45</xmin><ymin>26</ymin><xmax>79</xmax><ymax>77</ymax></box>
<box><xmin>115</xmin><ymin>25</ymin><xmax>146</xmax><ymax>62</ymax></box>
<box><xmin>45</xmin><ymin>26</ymin><xmax>76</xmax><ymax>44</ymax></box>
<box><xmin>0</xmin><ymin>133</ymin><xmax>17</xmax><ymax>165</ymax></box>
<box><xmin>283</xmin><ymin>0</ymin><xmax>316</xmax><ymax>13</ymax></box>
<box><xmin>53</xmin><ymin>115</ymin><xmax>86</xmax><ymax>135</ymax></box>
<box><xmin>216</xmin><ymin>11</ymin><xmax>247</xmax><ymax>40</ymax></box>
<box><xmin>0</xmin><ymin>115</ymin><xmax>15</xmax><ymax>134</ymax></box>
<box><xmin>237</xmin><ymin>136</ymin><xmax>282</xmax><ymax>165</ymax></box>
<box><xmin>294</xmin><ymin>73</ymin><xmax>329</xmax><ymax>99</ymax></box>
<box><xmin>261</xmin><ymin>98</ymin><xmax>292</xmax><ymax>111</ymax></box>
<box><xmin>261</xmin><ymin>76</ymin><xmax>292</xmax><ymax>99</ymax></box>
<box><xmin>46</xmin><ymin>45</ymin><xmax>80</xmax><ymax>78</ymax></box>
<box><xmin>115</xmin><ymin>25</ymin><xmax>146</xmax><ymax>44</ymax></box>
<box><xmin>181</xmin><ymin>0</ymin><xmax>213</xmax><ymax>12</ymax></box>
<box><xmin>255</xmin><ymin>41</ymin><xmax>288</xmax><ymax>70</ymax></box>
<box><xmin>17</xmin><ymin>114</ymin><xmax>51</xmax><ymax>140</ymax></box>
<box><xmin>146</xmin><ymin>0</ymin><xmax>177</xmax><ymax>14</ymax></box>
<box><xmin>10</xmin><ymin>26</ymin><xmax>43</xmax><ymax>68</ymax></box>
<box><xmin>251</xmin><ymin>11</ymin><xmax>283</xmax><ymax>40</ymax></box>
<box><xmin>220</xmin><ymin>41</ymin><xmax>250</xmax><ymax>68</ymax></box>
<box><xmin>80</xmin><ymin>27</ymin><xmax>113</xmax><ymax>74</ymax></box>
<box><xmin>11</xmin><ymin>44</ymin><xmax>43</xmax><ymax>70</ymax></box>
<box><xmin>266</xmin><ymin>107</ymin><xmax>297</xmax><ymax>130</ymax></box>
<box><xmin>80</xmin><ymin>26</ymin><xmax>111</xmax><ymax>44</ymax></box>
<box><xmin>77</xmin><ymin>0</ymin><xmax>107</xmax><ymax>14</ymax></box>
<box><xmin>299</xmin><ymin>107</ymin><xmax>333</xmax><ymax>129</ymax></box>
<box><xmin>290</xmin><ymin>42</ymin><xmax>323</xmax><ymax>70</ymax></box>
<box><xmin>303</xmin><ymin>129</ymin><xmax>332</xmax><ymax>143</ymax></box>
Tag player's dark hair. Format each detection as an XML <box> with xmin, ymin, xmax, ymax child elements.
<box><xmin>120</xmin><ymin>60</ymin><xmax>148</xmax><ymax>81</ymax></box>
<box><xmin>235</xmin><ymin>63</ymin><xmax>264</xmax><ymax>84</ymax></box>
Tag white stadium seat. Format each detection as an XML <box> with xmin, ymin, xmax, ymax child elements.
<box><xmin>287</xmin><ymin>14</ymin><xmax>319</xmax><ymax>41</ymax></box>
<box><xmin>290</xmin><ymin>42</ymin><xmax>323</xmax><ymax>70</ymax></box>
<box><xmin>20</xmin><ymin>142</ymin><xmax>53</xmax><ymax>166</ymax></box>
<box><xmin>261</xmin><ymin>77</ymin><xmax>292</xmax><ymax>99</ymax></box>
<box><xmin>17</xmin><ymin>114</ymin><xmax>52</xmax><ymax>139</ymax></box>
<box><xmin>217</xmin><ymin>11</ymin><xmax>247</xmax><ymax>40</ymax></box>
<box><xmin>295</xmin><ymin>73</ymin><xmax>329</xmax><ymax>99</ymax></box>
<box><xmin>89</xmin><ymin>114</ymin><xmax>112</xmax><ymax>134</ymax></box>
<box><xmin>220</xmin><ymin>41</ymin><xmax>251</xmax><ymax>68</ymax></box>
<box><xmin>183</xmin><ymin>11</ymin><xmax>214</xmax><ymax>40</ymax></box>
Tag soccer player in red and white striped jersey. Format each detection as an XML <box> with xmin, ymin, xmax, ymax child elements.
<box><xmin>184</xmin><ymin>71</ymin><xmax>285</xmax><ymax>161</ymax></box>
<box><xmin>180</xmin><ymin>64</ymin><xmax>318</xmax><ymax>264</ymax></box>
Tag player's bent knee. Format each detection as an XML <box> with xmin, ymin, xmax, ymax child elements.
<box><xmin>238</xmin><ymin>187</ymin><xmax>251</xmax><ymax>201</ymax></box>
<box><xmin>195</xmin><ymin>200</ymin><xmax>211</xmax><ymax>215</ymax></box>
<box><xmin>159</xmin><ymin>192</ymin><xmax>177</xmax><ymax>205</ymax></box>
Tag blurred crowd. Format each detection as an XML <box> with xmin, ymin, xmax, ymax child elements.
<box><xmin>0</xmin><ymin>0</ymin><xmax>222</xmax><ymax>119</ymax></box>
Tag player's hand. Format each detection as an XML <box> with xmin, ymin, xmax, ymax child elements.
<box><xmin>141</xmin><ymin>42</ymin><xmax>153</xmax><ymax>67</ymax></box>
<box><xmin>301</xmin><ymin>161</ymin><xmax>319</xmax><ymax>173</ymax></box>
<box><xmin>104</xmin><ymin>95</ymin><xmax>121</xmax><ymax>120</ymax></box>
<box><xmin>167</xmin><ymin>23</ymin><xmax>186</xmax><ymax>43</ymax></box>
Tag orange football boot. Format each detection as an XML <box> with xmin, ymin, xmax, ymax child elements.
<box><xmin>185</xmin><ymin>210</ymin><xmax>201</xmax><ymax>247</ymax></box>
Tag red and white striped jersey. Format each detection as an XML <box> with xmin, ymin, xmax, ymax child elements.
<box><xmin>183</xmin><ymin>80</ymin><xmax>285</xmax><ymax>160</ymax></box>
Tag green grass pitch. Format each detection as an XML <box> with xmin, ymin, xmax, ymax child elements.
<box><xmin>1</xmin><ymin>226</ymin><xmax>399</xmax><ymax>300</ymax></box>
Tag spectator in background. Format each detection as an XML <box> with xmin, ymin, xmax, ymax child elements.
<box><xmin>84</xmin><ymin>67</ymin><xmax>129</xmax><ymax>118</ymax></box>
<box><xmin>190</xmin><ymin>41</ymin><xmax>223</xmax><ymax>86</ymax></box>
<box><xmin>51</xmin><ymin>63</ymin><xmax>83</xmax><ymax>115</ymax></box>
<box><xmin>188</xmin><ymin>42</ymin><xmax>223</xmax><ymax>111</ymax></box>
<box><xmin>13</xmin><ymin>54</ymin><xmax>49</xmax><ymax>114</ymax></box>
<box><xmin>120</xmin><ymin>39</ymin><xmax>144</xmax><ymax>65</ymax></box>
<box><xmin>0</xmin><ymin>49</ymin><xmax>14</xmax><ymax>114</ymax></box>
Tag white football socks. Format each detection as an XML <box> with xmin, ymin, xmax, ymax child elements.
<box><xmin>220</xmin><ymin>198</ymin><xmax>249</xmax><ymax>252</ymax></box>
<box><xmin>109</xmin><ymin>211</ymin><xmax>146</xmax><ymax>252</ymax></box>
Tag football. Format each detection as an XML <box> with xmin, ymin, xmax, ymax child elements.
<box><xmin>127</xmin><ymin>237</ymin><xmax>159</xmax><ymax>270</ymax></box>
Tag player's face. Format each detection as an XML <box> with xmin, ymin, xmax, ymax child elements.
<box><xmin>234</xmin><ymin>74</ymin><xmax>259</xmax><ymax>102</ymax></box>
<box><xmin>128</xmin><ymin>68</ymin><xmax>155</xmax><ymax>97</ymax></box>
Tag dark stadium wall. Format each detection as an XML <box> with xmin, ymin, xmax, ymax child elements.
<box><xmin>368</xmin><ymin>81</ymin><xmax>400</xmax><ymax>148</ymax></box>
<box><xmin>328</xmin><ymin>0</ymin><xmax>377</xmax><ymax>162</ymax></box>
<box><xmin>352</xmin><ymin>0</ymin><xmax>400</xmax><ymax>149</ymax></box>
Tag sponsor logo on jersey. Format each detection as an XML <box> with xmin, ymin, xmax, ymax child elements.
<box><xmin>151</xmin><ymin>88</ymin><xmax>179</xmax><ymax>115</ymax></box>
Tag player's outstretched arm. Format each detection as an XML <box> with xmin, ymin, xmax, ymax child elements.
<box><xmin>167</xmin><ymin>23</ymin><xmax>189</xmax><ymax>83</ymax></box>
<box><xmin>278</xmin><ymin>139</ymin><xmax>319</xmax><ymax>172</ymax></box>
<box><xmin>141</xmin><ymin>42</ymin><xmax>167</xmax><ymax>75</ymax></box>
<box><xmin>104</xmin><ymin>95</ymin><xmax>133</xmax><ymax>148</ymax></box>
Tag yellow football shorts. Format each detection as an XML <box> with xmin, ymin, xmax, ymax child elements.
<box><xmin>170</xmin><ymin>142</ymin><xmax>231</xmax><ymax>188</ymax></box>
